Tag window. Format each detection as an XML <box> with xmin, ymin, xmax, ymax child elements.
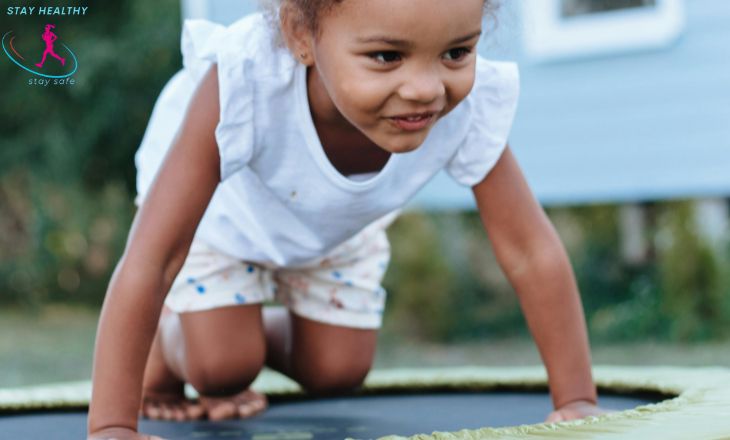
<box><xmin>562</xmin><ymin>0</ymin><xmax>657</xmax><ymax>18</ymax></box>
<box><xmin>522</xmin><ymin>0</ymin><xmax>684</xmax><ymax>62</ymax></box>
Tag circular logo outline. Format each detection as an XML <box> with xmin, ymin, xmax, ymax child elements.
<box><xmin>2</xmin><ymin>30</ymin><xmax>78</xmax><ymax>79</ymax></box>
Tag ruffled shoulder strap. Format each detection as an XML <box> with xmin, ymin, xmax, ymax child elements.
<box><xmin>181</xmin><ymin>20</ymin><xmax>228</xmax><ymax>80</ymax></box>
<box><xmin>180</xmin><ymin>14</ymin><xmax>272</xmax><ymax>180</ymax></box>
<box><xmin>445</xmin><ymin>56</ymin><xmax>520</xmax><ymax>187</ymax></box>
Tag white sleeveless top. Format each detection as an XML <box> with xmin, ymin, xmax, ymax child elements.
<box><xmin>135</xmin><ymin>12</ymin><xmax>520</xmax><ymax>267</ymax></box>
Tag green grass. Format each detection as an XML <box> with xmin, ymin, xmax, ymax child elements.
<box><xmin>0</xmin><ymin>305</ymin><xmax>99</xmax><ymax>387</ymax></box>
<box><xmin>1</xmin><ymin>306</ymin><xmax>730</xmax><ymax>388</ymax></box>
<box><xmin>375</xmin><ymin>338</ymin><xmax>730</xmax><ymax>369</ymax></box>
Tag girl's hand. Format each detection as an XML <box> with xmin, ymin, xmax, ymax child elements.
<box><xmin>545</xmin><ymin>399</ymin><xmax>610</xmax><ymax>422</ymax></box>
<box><xmin>88</xmin><ymin>427</ymin><xmax>165</xmax><ymax>440</ymax></box>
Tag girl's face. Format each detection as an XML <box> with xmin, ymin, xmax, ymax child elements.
<box><xmin>301</xmin><ymin>0</ymin><xmax>484</xmax><ymax>154</ymax></box>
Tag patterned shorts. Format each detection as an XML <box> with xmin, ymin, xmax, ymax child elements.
<box><xmin>165</xmin><ymin>214</ymin><xmax>396</xmax><ymax>329</ymax></box>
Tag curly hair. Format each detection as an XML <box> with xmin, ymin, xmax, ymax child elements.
<box><xmin>259</xmin><ymin>0</ymin><xmax>499</xmax><ymax>41</ymax></box>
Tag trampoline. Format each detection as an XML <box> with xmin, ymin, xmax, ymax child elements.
<box><xmin>2</xmin><ymin>366</ymin><xmax>730</xmax><ymax>439</ymax></box>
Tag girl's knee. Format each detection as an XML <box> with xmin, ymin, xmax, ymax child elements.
<box><xmin>177</xmin><ymin>305</ymin><xmax>267</xmax><ymax>396</ymax></box>
<box><xmin>295</xmin><ymin>355</ymin><xmax>372</xmax><ymax>396</ymax></box>
<box><xmin>186</xmin><ymin>346</ymin><xmax>266</xmax><ymax>396</ymax></box>
<box><xmin>289</xmin><ymin>316</ymin><xmax>377</xmax><ymax>395</ymax></box>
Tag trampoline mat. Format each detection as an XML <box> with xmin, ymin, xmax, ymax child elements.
<box><xmin>0</xmin><ymin>391</ymin><xmax>661</xmax><ymax>440</ymax></box>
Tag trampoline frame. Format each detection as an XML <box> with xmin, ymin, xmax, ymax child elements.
<box><xmin>2</xmin><ymin>365</ymin><xmax>730</xmax><ymax>439</ymax></box>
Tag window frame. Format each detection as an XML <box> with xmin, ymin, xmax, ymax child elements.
<box><xmin>522</xmin><ymin>0</ymin><xmax>685</xmax><ymax>62</ymax></box>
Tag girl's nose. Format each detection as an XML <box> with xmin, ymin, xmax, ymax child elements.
<box><xmin>397</xmin><ymin>68</ymin><xmax>446</xmax><ymax>103</ymax></box>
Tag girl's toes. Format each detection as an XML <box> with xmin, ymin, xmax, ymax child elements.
<box><xmin>143</xmin><ymin>403</ymin><xmax>162</xmax><ymax>420</ymax></box>
<box><xmin>237</xmin><ymin>402</ymin><xmax>264</xmax><ymax>418</ymax></box>
<box><xmin>254</xmin><ymin>394</ymin><xmax>268</xmax><ymax>411</ymax></box>
<box><xmin>202</xmin><ymin>390</ymin><xmax>268</xmax><ymax>420</ymax></box>
<box><xmin>250</xmin><ymin>391</ymin><xmax>268</xmax><ymax>411</ymax></box>
<box><xmin>160</xmin><ymin>404</ymin><xmax>176</xmax><ymax>420</ymax></box>
<box><xmin>185</xmin><ymin>402</ymin><xmax>205</xmax><ymax>420</ymax></box>
<box><xmin>236</xmin><ymin>390</ymin><xmax>267</xmax><ymax>418</ymax></box>
<box><xmin>163</xmin><ymin>403</ymin><xmax>185</xmax><ymax>421</ymax></box>
<box><xmin>207</xmin><ymin>401</ymin><xmax>238</xmax><ymax>421</ymax></box>
<box><xmin>238</xmin><ymin>403</ymin><xmax>254</xmax><ymax>418</ymax></box>
<box><xmin>172</xmin><ymin>406</ymin><xmax>187</xmax><ymax>421</ymax></box>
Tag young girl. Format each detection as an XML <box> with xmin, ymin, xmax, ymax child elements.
<box><xmin>88</xmin><ymin>0</ymin><xmax>605</xmax><ymax>438</ymax></box>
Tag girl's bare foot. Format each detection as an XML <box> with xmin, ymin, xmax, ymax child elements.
<box><xmin>200</xmin><ymin>389</ymin><xmax>268</xmax><ymax>421</ymax></box>
<box><xmin>141</xmin><ymin>389</ymin><xmax>204</xmax><ymax>421</ymax></box>
<box><xmin>141</xmin><ymin>307</ymin><xmax>267</xmax><ymax>421</ymax></box>
<box><xmin>141</xmin><ymin>319</ymin><xmax>204</xmax><ymax>421</ymax></box>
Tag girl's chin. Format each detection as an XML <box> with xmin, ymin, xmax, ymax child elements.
<box><xmin>379</xmin><ymin>132</ymin><xmax>430</xmax><ymax>154</ymax></box>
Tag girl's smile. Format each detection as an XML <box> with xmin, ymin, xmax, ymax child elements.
<box><xmin>386</xmin><ymin>112</ymin><xmax>437</xmax><ymax>132</ymax></box>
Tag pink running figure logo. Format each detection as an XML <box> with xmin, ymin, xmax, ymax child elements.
<box><xmin>2</xmin><ymin>24</ymin><xmax>78</xmax><ymax>82</ymax></box>
<box><xmin>35</xmin><ymin>24</ymin><xmax>66</xmax><ymax>68</ymax></box>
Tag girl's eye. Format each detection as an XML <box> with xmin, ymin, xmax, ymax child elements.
<box><xmin>444</xmin><ymin>47</ymin><xmax>473</xmax><ymax>61</ymax></box>
<box><xmin>368</xmin><ymin>51</ymin><xmax>402</xmax><ymax>64</ymax></box>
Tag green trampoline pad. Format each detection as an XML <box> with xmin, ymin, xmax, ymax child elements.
<box><xmin>2</xmin><ymin>366</ymin><xmax>730</xmax><ymax>439</ymax></box>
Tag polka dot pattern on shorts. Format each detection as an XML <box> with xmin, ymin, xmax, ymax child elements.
<box><xmin>165</xmin><ymin>211</ymin><xmax>398</xmax><ymax>329</ymax></box>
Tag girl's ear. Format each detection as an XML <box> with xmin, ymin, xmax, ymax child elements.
<box><xmin>279</xmin><ymin>3</ymin><xmax>315</xmax><ymax>66</ymax></box>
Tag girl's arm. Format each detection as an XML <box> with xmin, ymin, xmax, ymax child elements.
<box><xmin>472</xmin><ymin>146</ymin><xmax>599</xmax><ymax>415</ymax></box>
<box><xmin>87</xmin><ymin>66</ymin><xmax>222</xmax><ymax>437</ymax></box>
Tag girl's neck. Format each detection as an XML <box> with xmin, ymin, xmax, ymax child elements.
<box><xmin>307</xmin><ymin>66</ymin><xmax>364</xmax><ymax>130</ymax></box>
<box><xmin>306</xmin><ymin>66</ymin><xmax>391</xmax><ymax>176</ymax></box>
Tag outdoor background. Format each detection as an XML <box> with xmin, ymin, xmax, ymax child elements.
<box><xmin>1</xmin><ymin>0</ymin><xmax>729</xmax><ymax>388</ymax></box>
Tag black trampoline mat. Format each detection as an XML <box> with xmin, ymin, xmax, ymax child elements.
<box><xmin>0</xmin><ymin>391</ymin><xmax>662</xmax><ymax>440</ymax></box>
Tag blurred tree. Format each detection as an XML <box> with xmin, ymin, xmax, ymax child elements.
<box><xmin>655</xmin><ymin>201</ymin><xmax>730</xmax><ymax>340</ymax></box>
<box><xmin>0</xmin><ymin>0</ymin><xmax>181</xmax><ymax>306</ymax></box>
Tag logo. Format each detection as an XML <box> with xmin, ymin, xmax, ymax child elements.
<box><xmin>2</xmin><ymin>24</ymin><xmax>78</xmax><ymax>85</ymax></box>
